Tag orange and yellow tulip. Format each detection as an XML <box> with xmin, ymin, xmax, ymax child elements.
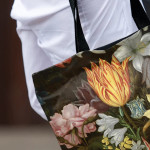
<box><xmin>84</xmin><ymin>55</ymin><xmax>131</xmax><ymax>107</ymax></box>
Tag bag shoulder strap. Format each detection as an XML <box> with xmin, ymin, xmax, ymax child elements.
<box><xmin>69</xmin><ymin>0</ymin><xmax>90</xmax><ymax>52</ymax></box>
<box><xmin>69</xmin><ymin>0</ymin><xmax>150</xmax><ymax>52</ymax></box>
<box><xmin>130</xmin><ymin>0</ymin><xmax>150</xmax><ymax>29</ymax></box>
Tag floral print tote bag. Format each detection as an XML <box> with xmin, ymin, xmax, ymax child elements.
<box><xmin>32</xmin><ymin>1</ymin><xmax>150</xmax><ymax>150</ymax></box>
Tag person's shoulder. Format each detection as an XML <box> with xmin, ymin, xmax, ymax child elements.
<box><xmin>10</xmin><ymin>0</ymin><xmax>70</xmax><ymax>24</ymax></box>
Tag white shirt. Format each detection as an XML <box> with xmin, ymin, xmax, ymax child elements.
<box><xmin>10</xmin><ymin>0</ymin><xmax>145</xmax><ymax>120</ymax></box>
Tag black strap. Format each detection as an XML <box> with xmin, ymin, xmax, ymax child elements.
<box><xmin>69</xmin><ymin>0</ymin><xmax>150</xmax><ymax>53</ymax></box>
<box><xmin>69</xmin><ymin>0</ymin><xmax>90</xmax><ymax>53</ymax></box>
<box><xmin>142</xmin><ymin>0</ymin><xmax>150</xmax><ymax>19</ymax></box>
<box><xmin>130</xmin><ymin>0</ymin><xmax>150</xmax><ymax>29</ymax></box>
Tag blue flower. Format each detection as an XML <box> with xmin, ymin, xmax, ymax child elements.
<box><xmin>126</xmin><ymin>96</ymin><xmax>146</xmax><ymax>119</ymax></box>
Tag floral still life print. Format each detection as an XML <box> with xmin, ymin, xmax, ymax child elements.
<box><xmin>33</xmin><ymin>26</ymin><xmax>150</xmax><ymax>150</ymax></box>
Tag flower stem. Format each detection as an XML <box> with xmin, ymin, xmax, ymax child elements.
<box><xmin>82</xmin><ymin>125</ymin><xmax>88</xmax><ymax>146</ymax></box>
<box><xmin>75</xmin><ymin>128</ymin><xmax>86</xmax><ymax>146</ymax></box>
<box><xmin>119</xmin><ymin>115</ymin><xmax>137</xmax><ymax>139</ymax></box>
<box><xmin>129</xmin><ymin>125</ymin><xmax>137</xmax><ymax>138</ymax></box>
<box><xmin>59</xmin><ymin>137</ymin><xmax>77</xmax><ymax>148</ymax></box>
<box><xmin>122</xmin><ymin>106</ymin><xmax>137</xmax><ymax>129</ymax></box>
<box><xmin>143</xmin><ymin>120</ymin><xmax>150</xmax><ymax>135</ymax></box>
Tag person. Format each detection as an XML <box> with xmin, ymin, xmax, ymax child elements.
<box><xmin>10</xmin><ymin>0</ymin><xmax>146</xmax><ymax>120</ymax></box>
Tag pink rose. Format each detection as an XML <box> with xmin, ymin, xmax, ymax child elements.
<box><xmin>50</xmin><ymin>113</ymin><xmax>73</xmax><ymax>137</ymax></box>
<box><xmin>50</xmin><ymin>103</ymin><xmax>97</xmax><ymax>149</ymax></box>
<box><xmin>61</xmin><ymin>133</ymin><xmax>81</xmax><ymax>149</ymax></box>
<box><xmin>62</xmin><ymin>104</ymin><xmax>97</xmax><ymax>137</ymax></box>
<box><xmin>62</xmin><ymin>104</ymin><xmax>83</xmax><ymax>127</ymax></box>
<box><xmin>78</xmin><ymin>123</ymin><xmax>97</xmax><ymax>137</ymax></box>
<box><xmin>79</xmin><ymin>104</ymin><xmax>97</xmax><ymax>119</ymax></box>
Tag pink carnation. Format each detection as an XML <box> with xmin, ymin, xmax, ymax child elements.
<box><xmin>50</xmin><ymin>113</ymin><xmax>73</xmax><ymax>137</ymax></box>
<box><xmin>60</xmin><ymin>133</ymin><xmax>82</xmax><ymax>149</ymax></box>
<box><xmin>62</xmin><ymin>104</ymin><xmax>97</xmax><ymax>137</ymax></box>
<box><xmin>50</xmin><ymin>103</ymin><xmax>97</xmax><ymax>148</ymax></box>
<box><xmin>78</xmin><ymin>122</ymin><xmax>97</xmax><ymax>138</ymax></box>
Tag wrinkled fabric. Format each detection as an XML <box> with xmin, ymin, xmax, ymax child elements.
<box><xmin>10</xmin><ymin>0</ymin><xmax>145</xmax><ymax>120</ymax></box>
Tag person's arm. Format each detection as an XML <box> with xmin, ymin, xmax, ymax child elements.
<box><xmin>16</xmin><ymin>23</ymin><xmax>50</xmax><ymax>120</ymax></box>
<box><xmin>11</xmin><ymin>0</ymin><xmax>76</xmax><ymax>120</ymax></box>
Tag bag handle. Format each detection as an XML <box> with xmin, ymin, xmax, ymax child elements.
<box><xmin>69</xmin><ymin>0</ymin><xmax>90</xmax><ymax>52</ymax></box>
<box><xmin>130</xmin><ymin>0</ymin><xmax>150</xmax><ymax>29</ymax></box>
<box><xmin>69</xmin><ymin>0</ymin><xmax>150</xmax><ymax>53</ymax></box>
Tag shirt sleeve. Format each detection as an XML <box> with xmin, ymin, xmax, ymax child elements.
<box><xmin>16</xmin><ymin>24</ymin><xmax>49</xmax><ymax>120</ymax></box>
<box><xmin>10</xmin><ymin>0</ymin><xmax>76</xmax><ymax>120</ymax></box>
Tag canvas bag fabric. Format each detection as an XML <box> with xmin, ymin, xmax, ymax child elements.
<box><xmin>33</xmin><ymin>0</ymin><xmax>150</xmax><ymax>150</ymax></box>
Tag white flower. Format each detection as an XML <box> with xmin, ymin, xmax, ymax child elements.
<box><xmin>143</xmin><ymin>26</ymin><xmax>149</xmax><ymax>31</ymax></box>
<box><xmin>132</xmin><ymin>140</ymin><xmax>145</xmax><ymax>150</ymax></box>
<box><xmin>108</xmin><ymin>127</ymin><xmax>127</xmax><ymax>147</ymax></box>
<box><xmin>96</xmin><ymin>113</ymin><xmax>119</xmax><ymax>137</ymax></box>
<box><xmin>114</xmin><ymin>31</ymin><xmax>150</xmax><ymax>72</ymax></box>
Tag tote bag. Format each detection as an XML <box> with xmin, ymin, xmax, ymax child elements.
<box><xmin>33</xmin><ymin>0</ymin><xmax>150</xmax><ymax>149</ymax></box>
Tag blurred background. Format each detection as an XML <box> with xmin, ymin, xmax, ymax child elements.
<box><xmin>0</xmin><ymin>1</ymin><xmax>60</xmax><ymax>150</ymax></box>
<box><xmin>0</xmin><ymin>0</ymin><xmax>150</xmax><ymax>150</ymax></box>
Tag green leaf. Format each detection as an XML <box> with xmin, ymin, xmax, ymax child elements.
<box><xmin>88</xmin><ymin>136</ymin><xmax>102</xmax><ymax>144</ymax></box>
<box><xmin>126</xmin><ymin>133</ymin><xmax>137</xmax><ymax>141</ymax></box>
<box><xmin>88</xmin><ymin>141</ymin><xmax>103</xmax><ymax>150</ymax></box>
<box><xmin>136</xmin><ymin>128</ymin><xmax>141</xmax><ymax>141</ymax></box>
<box><xmin>77</xmin><ymin>146</ymin><xmax>88</xmax><ymax>150</ymax></box>
<box><xmin>87</xmin><ymin>136</ymin><xmax>103</xmax><ymax>150</ymax></box>
<box><xmin>57</xmin><ymin>137</ymin><xmax>65</xmax><ymax>143</ymax></box>
<box><xmin>83</xmin><ymin>116</ymin><xmax>98</xmax><ymax>125</ymax></box>
<box><xmin>57</xmin><ymin>137</ymin><xmax>74</xmax><ymax>145</ymax></box>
